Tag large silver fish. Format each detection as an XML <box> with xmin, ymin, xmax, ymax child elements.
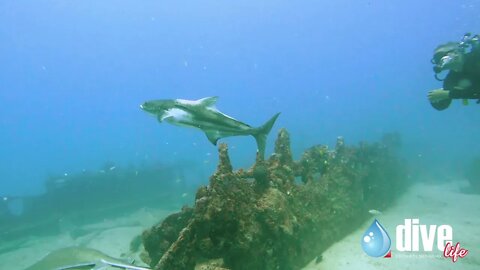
<box><xmin>140</xmin><ymin>97</ymin><xmax>280</xmax><ymax>159</ymax></box>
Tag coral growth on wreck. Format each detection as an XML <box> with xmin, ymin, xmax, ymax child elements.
<box><xmin>142</xmin><ymin>129</ymin><xmax>407</xmax><ymax>270</ymax></box>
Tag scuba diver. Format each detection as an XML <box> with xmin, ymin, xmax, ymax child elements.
<box><xmin>428</xmin><ymin>33</ymin><xmax>480</xmax><ymax>110</ymax></box>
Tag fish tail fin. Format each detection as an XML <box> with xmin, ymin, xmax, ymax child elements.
<box><xmin>253</xmin><ymin>112</ymin><xmax>281</xmax><ymax>159</ymax></box>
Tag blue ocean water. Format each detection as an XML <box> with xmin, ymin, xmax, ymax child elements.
<box><xmin>1</xmin><ymin>0</ymin><xmax>479</xmax><ymax>197</ymax></box>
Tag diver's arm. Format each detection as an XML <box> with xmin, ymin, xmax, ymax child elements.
<box><xmin>428</xmin><ymin>89</ymin><xmax>450</xmax><ymax>103</ymax></box>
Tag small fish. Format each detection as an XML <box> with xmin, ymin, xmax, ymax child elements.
<box><xmin>140</xmin><ymin>97</ymin><xmax>280</xmax><ymax>159</ymax></box>
<box><xmin>368</xmin><ymin>209</ymin><xmax>383</xmax><ymax>215</ymax></box>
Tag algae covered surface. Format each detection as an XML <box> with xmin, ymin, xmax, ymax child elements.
<box><xmin>142</xmin><ymin>129</ymin><xmax>407</xmax><ymax>270</ymax></box>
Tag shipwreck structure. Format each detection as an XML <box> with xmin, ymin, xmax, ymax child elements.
<box><xmin>142</xmin><ymin>129</ymin><xmax>407</xmax><ymax>270</ymax></box>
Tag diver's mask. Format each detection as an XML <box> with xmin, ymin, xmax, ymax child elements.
<box><xmin>434</xmin><ymin>50</ymin><xmax>464</xmax><ymax>72</ymax></box>
<box><xmin>431</xmin><ymin>43</ymin><xmax>465</xmax><ymax>80</ymax></box>
<box><xmin>432</xmin><ymin>33</ymin><xmax>479</xmax><ymax>80</ymax></box>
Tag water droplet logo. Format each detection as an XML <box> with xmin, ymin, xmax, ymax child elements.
<box><xmin>361</xmin><ymin>219</ymin><xmax>391</xmax><ymax>257</ymax></box>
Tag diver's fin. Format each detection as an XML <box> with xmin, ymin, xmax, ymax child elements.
<box><xmin>205</xmin><ymin>131</ymin><xmax>221</xmax><ymax>145</ymax></box>
<box><xmin>253</xmin><ymin>112</ymin><xmax>281</xmax><ymax>160</ymax></box>
<box><xmin>100</xmin><ymin>259</ymin><xmax>152</xmax><ymax>270</ymax></box>
<box><xmin>56</xmin><ymin>262</ymin><xmax>97</xmax><ymax>269</ymax></box>
<box><xmin>197</xmin><ymin>96</ymin><xmax>218</xmax><ymax>107</ymax></box>
<box><xmin>92</xmin><ymin>261</ymin><xmax>109</xmax><ymax>270</ymax></box>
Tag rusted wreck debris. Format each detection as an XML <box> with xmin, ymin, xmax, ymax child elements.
<box><xmin>142</xmin><ymin>129</ymin><xmax>406</xmax><ymax>270</ymax></box>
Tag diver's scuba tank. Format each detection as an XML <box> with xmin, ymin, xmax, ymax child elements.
<box><xmin>459</xmin><ymin>32</ymin><xmax>480</xmax><ymax>51</ymax></box>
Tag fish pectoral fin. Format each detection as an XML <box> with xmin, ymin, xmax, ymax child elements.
<box><xmin>156</xmin><ymin>111</ymin><xmax>169</xmax><ymax>123</ymax></box>
<box><xmin>157</xmin><ymin>114</ymin><xmax>163</xmax><ymax>123</ymax></box>
<box><xmin>161</xmin><ymin>115</ymin><xmax>175</xmax><ymax>122</ymax></box>
<box><xmin>198</xmin><ymin>96</ymin><xmax>218</xmax><ymax>108</ymax></box>
<box><xmin>205</xmin><ymin>131</ymin><xmax>221</xmax><ymax>145</ymax></box>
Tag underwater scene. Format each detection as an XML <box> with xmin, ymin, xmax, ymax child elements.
<box><xmin>1</xmin><ymin>1</ymin><xmax>480</xmax><ymax>269</ymax></box>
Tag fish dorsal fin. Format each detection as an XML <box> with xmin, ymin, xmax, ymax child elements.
<box><xmin>205</xmin><ymin>130</ymin><xmax>221</xmax><ymax>145</ymax></box>
<box><xmin>197</xmin><ymin>96</ymin><xmax>218</xmax><ymax>108</ymax></box>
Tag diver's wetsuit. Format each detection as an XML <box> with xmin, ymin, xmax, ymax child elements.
<box><xmin>444</xmin><ymin>47</ymin><xmax>480</xmax><ymax>101</ymax></box>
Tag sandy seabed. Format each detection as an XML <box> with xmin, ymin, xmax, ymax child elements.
<box><xmin>1</xmin><ymin>180</ymin><xmax>479</xmax><ymax>270</ymax></box>
<box><xmin>0</xmin><ymin>208</ymin><xmax>172</xmax><ymax>270</ymax></box>
<box><xmin>304</xmin><ymin>180</ymin><xmax>480</xmax><ymax>270</ymax></box>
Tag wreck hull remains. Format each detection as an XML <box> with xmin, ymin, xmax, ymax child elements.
<box><xmin>143</xmin><ymin>129</ymin><xmax>407</xmax><ymax>270</ymax></box>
